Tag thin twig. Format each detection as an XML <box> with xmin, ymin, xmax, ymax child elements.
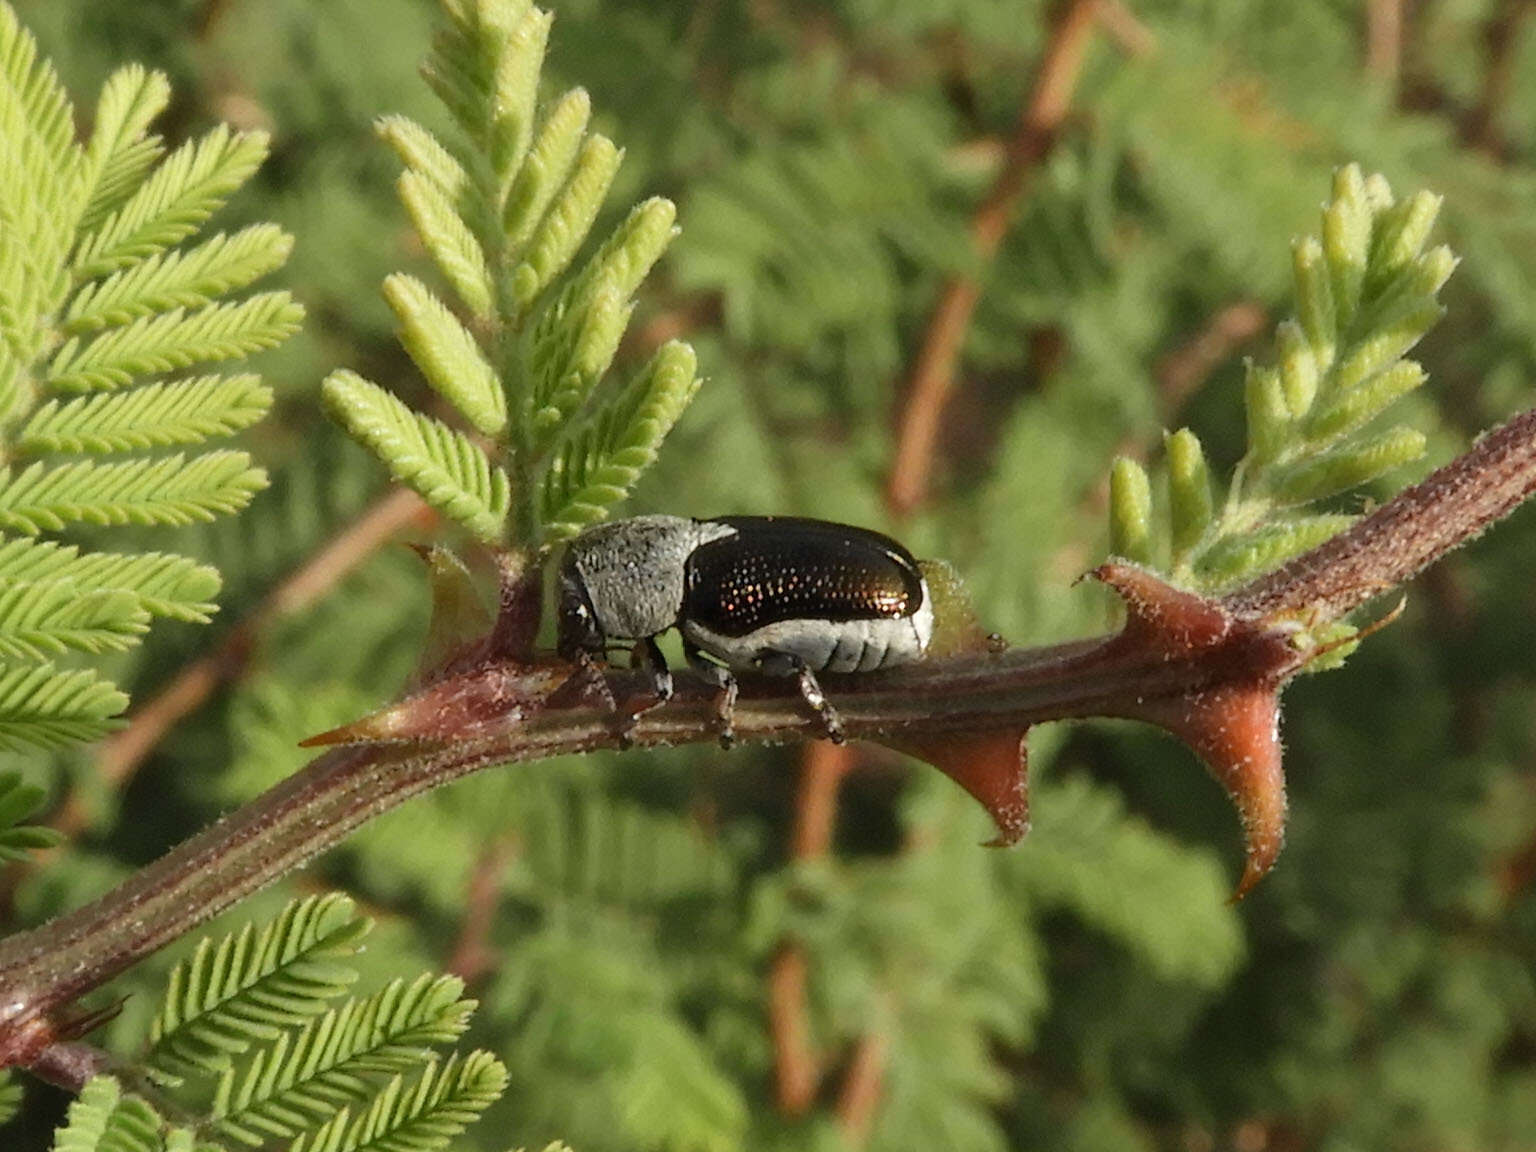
<box><xmin>1464</xmin><ymin>0</ymin><xmax>1535</xmax><ymax>156</ymax></box>
<box><xmin>1365</xmin><ymin>0</ymin><xmax>1404</xmax><ymax>88</ymax></box>
<box><xmin>444</xmin><ymin>837</ymin><xmax>516</xmax><ymax>985</ymax></box>
<box><xmin>61</xmin><ymin>489</ymin><xmax>434</xmax><ymax>839</ymax></box>
<box><xmin>767</xmin><ymin>946</ymin><xmax>820</xmax><ymax>1115</ymax></box>
<box><xmin>1092</xmin><ymin>0</ymin><xmax>1156</xmax><ymax>56</ymax></box>
<box><xmin>3</xmin><ymin>401</ymin><xmax>1536</xmax><ymax>1067</ymax></box>
<box><xmin>769</xmin><ymin>741</ymin><xmax>857</xmax><ymax>1116</ymax></box>
<box><xmin>886</xmin><ymin>0</ymin><xmax>1151</xmax><ymax>516</ymax></box>
<box><xmin>1155</xmin><ymin>301</ymin><xmax>1268</xmax><ymax>417</ymax></box>
<box><xmin>835</xmin><ymin>1024</ymin><xmax>890</xmax><ymax>1147</ymax></box>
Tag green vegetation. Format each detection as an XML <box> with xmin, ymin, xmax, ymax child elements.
<box><xmin>4</xmin><ymin>1</ymin><xmax>1536</xmax><ymax>1150</ymax></box>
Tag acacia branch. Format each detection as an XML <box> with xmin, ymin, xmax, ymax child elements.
<box><xmin>2</xmin><ymin>402</ymin><xmax>1536</xmax><ymax>1069</ymax></box>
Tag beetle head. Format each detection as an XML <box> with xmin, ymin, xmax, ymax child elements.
<box><xmin>556</xmin><ymin>552</ymin><xmax>604</xmax><ymax>658</ymax></box>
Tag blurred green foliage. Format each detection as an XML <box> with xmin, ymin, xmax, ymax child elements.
<box><xmin>5</xmin><ymin>0</ymin><xmax>1536</xmax><ymax>1149</ymax></box>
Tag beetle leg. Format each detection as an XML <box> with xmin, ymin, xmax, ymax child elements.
<box><xmin>626</xmin><ymin>636</ymin><xmax>674</xmax><ymax>730</ymax></box>
<box><xmin>789</xmin><ymin>657</ymin><xmax>845</xmax><ymax>744</ymax></box>
<box><xmin>568</xmin><ymin>648</ymin><xmax>618</xmax><ymax>712</ymax></box>
<box><xmin>562</xmin><ymin>647</ymin><xmax>644</xmax><ymax>748</ymax></box>
<box><xmin>685</xmin><ymin>640</ymin><xmax>738</xmax><ymax>748</ymax></box>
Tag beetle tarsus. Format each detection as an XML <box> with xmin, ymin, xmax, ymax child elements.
<box><xmin>566</xmin><ymin>648</ymin><xmax>639</xmax><ymax>748</ymax></box>
<box><xmin>627</xmin><ymin>636</ymin><xmax>674</xmax><ymax>722</ymax></box>
<box><xmin>791</xmin><ymin>658</ymin><xmax>845</xmax><ymax>744</ymax></box>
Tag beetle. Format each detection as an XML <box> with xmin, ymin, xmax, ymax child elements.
<box><xmin>555</xmin><ymin>514</ymin><xmax>934</xmax><ymax>744</ymax></box>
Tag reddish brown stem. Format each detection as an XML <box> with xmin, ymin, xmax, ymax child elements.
<box><xmin>767</xmin><ymin>947</ymin><xmax>820</xmax><ymax>1116</ymax></box>
<box><xmin>791</xmin><ymin>741</ymin><xmax>856</xmax><ymax>861</ymax></box>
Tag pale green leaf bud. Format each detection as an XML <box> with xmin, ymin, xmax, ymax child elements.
<box><xmin>1332</xmin><ymin>301</ymin><xmax>1442</xmax><ymax>392</ymax></box>
<box><xmin>1276</xmin><ymin>319</ymin><xmax>1318</xmax><ymax>418</ymax></box>
<box><xmin>1109</xmin><ymin>457</ymin><xmax>1154</xmax><ymax>566</ymax></box>
<box><xmin>1244</xmin><ymin>363</ymin><xmax>1290</xmax><ymax>463</ymax></box>
<box><xmin>1323</xmin><ymin>165</ymin><xmax>1370</xmax><ymax>326</ymax></box>
<box><xmin>504</xmin><ymin>87</ymin><xmax>591</xmax><ymax>247</ymax></box>
<box><xmin>1197</xmin><ymin>515</ymin><xmax>1355</xmax><ymax>585</ymax></box>
<box><xmin>1306</xmin><ymin>361</ymin><xmax>1424</xmax><ymax>443</ymax></box>
<box><xmin>1291</xmin><ymin>236</ymin><xmax>1335</xmax><ymax>366</ymax></box>
<box><xmin>1166</xmin><ymin>428</ymin><xmax>1213</xmax><ymax>562</ymax></box>
<box><xmin>1274</xmin><ymin>426</ymin><xmax>1426</xmax><ymax>504</ymax></box>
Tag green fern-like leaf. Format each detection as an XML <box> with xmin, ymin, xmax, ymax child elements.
<box><xmin>0</xmin><ymin>1</ymin><xmax>85</xmax><ymax>414</ymax></box>
<box><xmin>46</xmin><ymin>1078</ymin><xmax>210</xmax><ymax>1152</ymax></box>
<box><xmin>396</xmin><ymin>172</ymin><xmax>495</xmax><ymax>323</ymax></box>
<box><xmin>0</xmin><ymin>580</ymin><xmax>148</xmax><ymax>661</ymax></box>
<box><xmin>513</xmin><ymin>779</ymin><xmax>734</xmax><ymax>911</ymax></box>
<box><xmin>0</xmin><ymin>664</ymin><xmax>127</xmax><ymax>751</ymax></box>
<box><xmin>147</xmin><ymin>894</ymin><xmax>371</xmax><ymax>1083</ymax></box>
<box><xmin>71</xmin><ymin>125</ymin><xmax>269</xmax><ymax>278</ymax></box>
<box><xmin>499</xmin><ymin>929</ymin><xmax>747</xmax><ymax>1152</ymax></box>
<box><xmin>332</xmin><ymin>0</ymin><xmax>694</xmax><ymax>547</ymax></box>
<box><xmin>0</xmin><ymin>768</ymin><xmax>61</xmax><ymax>862</ymax></box>
<box><xmin>539</xmin><ymin>341</ymin><xmax>699</xmax><ymax>541</ymax></box>
<box><xmin>51</xmin><ymin>1078</ymin><xmax>160</xmax><ymax>1152</ymax></box>
<box><xmin>77</xmin><ymin>64</ymin><xmax>170</xmax><ymax>233</ymax></box>
<box><xmin>1195</xmin><ymin>514</ymin><xmax>1356</xmax><ymax>586</ymax></box>
<box><xmin>507</xmin><ymin>134</ymin><xmax>622</xmax><ymax>312</ymax></box>
<box><xmin>522</xmin><ymin>199</ymin><xmax>676</xmax><ymax>455</ymax></box>
<box><xmin>523</xmin><ymin>278</ymin><xmax>630</xmax><ymax>453</ymax></box>
<box><xmin>0</xmin><ymin>1069</ymin><xmax>20</xmax><ymax>1124</ymax></box>
<box><xmin>322</xmin><ymin>370</ymin><xmax>511</xmax><ymax>541</ymax></box>
<box><xmin>0</xmin><ymin>539</ymin><xmax>220</xmax><ymax>622</ymax></box>
<box><xmin>1108</xmin><ymin>166</ymin><xmax>1452</xmax><ymax>606</ymax></box>
<box><xmin>614</xmin><ymin>1015</ymin><xmax>747</xmax><ymax>1152</ymax></box>
<box><xmin>287</xmin><ymin>1052</ymin><xmax>509</xmax><ymax>1152</ymax></box>
<box><xmin>502</xmin><ymin>86</ymin><xmax>590</xmax><ymax>250</ymax></box>
<box><xmin>64</xmin><ymin>225</ymin><xmax>294</xmax><ymax>333</ymax></box>
<box><xmin>376</xmin><ymin>115</ymin><xmax>471</xmax><ymax>206</ymax></box>
<box><xmin>19</xmin><ymin>374</ymin><xmax>273</xmax><ymax>454</ymax></box>
<box><xmin>47</xmin><ymin>293</ymin><xmax>302</xmax><ymax>391</ymax></box>
<box><xmin>423</xmin><ymin>0</ymin><xmax>549</xmax><ymax>159</ymax></box>
<box><xmin>0</xmin><ymin>452</ymin><xmax>267</xmax><ymax>532</ymax></box>
<box><xmin>0</xmin><ymin>3</ymin><xmax>81</xmax><ymax>249</ymax></box>
<box><xmin>383</xmin><ymin>274</ymin><xmax>506</xmax><ymax>435</ymax></box>
<box><xmin>1005</xmin><ymin>775</ymin><xmax>1244</xmax><ymax>987</ymax></box>
<box><xmin>0</xmin><ymin>7</ymin><xmax>297</xmax><ymax>754</ymax></box>
<box><xmin>211</xmin><ymin>974</ymin><xmax>476</xmax><ymax>1146</ymax></box>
